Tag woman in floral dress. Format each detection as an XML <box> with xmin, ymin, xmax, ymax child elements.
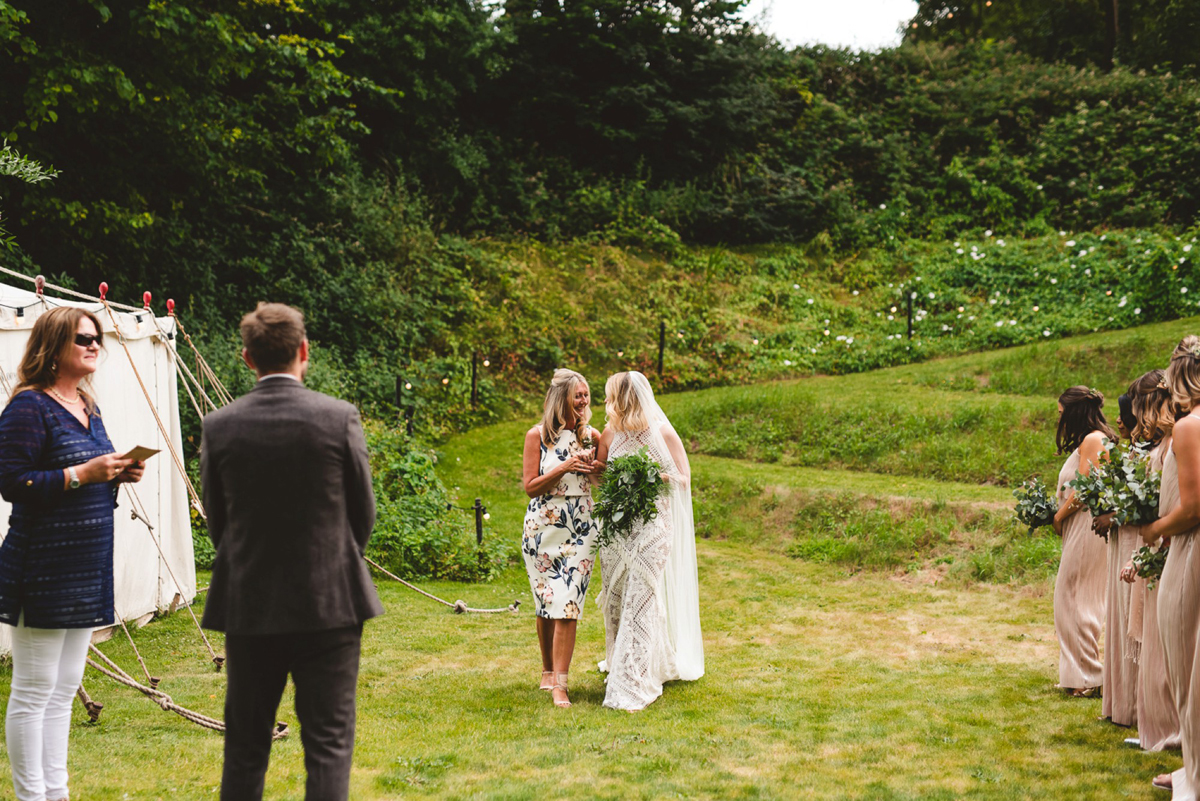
<box><xmin>521</xmin><ymin>368</ymin><xmax>600</xmax><ymax>708</ymax></box>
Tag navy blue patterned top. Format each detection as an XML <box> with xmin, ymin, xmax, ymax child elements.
<box><xmin>0</xmin><ymin>390</ymin><xmax>118</xmax><ymax>628</ymax></box>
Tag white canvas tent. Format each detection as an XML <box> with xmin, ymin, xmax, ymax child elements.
<box><xmin>0</xmin><ymin>280</ymin><xmax>196</xmax><ymax>653</ymax></box>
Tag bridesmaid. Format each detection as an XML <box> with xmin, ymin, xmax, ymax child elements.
<box><xmin>1095</xmin><ymin>377</ymin><xmax>1155</xmax><ymax>726</ymax></box>
<box><xmin>521</xmin><ymin>369</ymin><xmax>600</xmax><ymax>708</ymax></box>
<box><xmin>1052</xmin><ymin>385</ymin><xmax>1116</xmax><ymax>696</ymax></box>
<box><xmin>1115</xmin><ymin>374</ymin><xmax>1180</xmax><ymax>758</ymax></box>
<box><xmin>1142</xmin><ymin>337</ymin><xmax>1200</xmax><ymax>797</ymax></box>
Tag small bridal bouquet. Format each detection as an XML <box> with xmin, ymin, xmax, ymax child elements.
<box><xmin>1132</xmin><ymin>541</ymin><xmax>1169</xmax><ymax>590</ymax></box>
<box><xmin>594</xmin><ymin>447</ymin><xmax>670</xmax><ymax>548</ymax></box>
<box><xmin>1067</xmin><ymin>468</ymin><xmax>1112</xmax><ymax>522</ymax></box>
<box><xmin>1106</xmin><ymin>444</ymin><xmax>1161</xmax><ymax>527</ymax></box>
<box><xmin>1013</xmin><ymin>478</ymin><xmax>1058</xmax><ymax>534</ymax></box>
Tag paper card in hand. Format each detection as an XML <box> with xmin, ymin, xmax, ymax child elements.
<box><xmin>120</xmin><ymin>446</ymin><xmax>160</xmax><ymax>462</ymax></box>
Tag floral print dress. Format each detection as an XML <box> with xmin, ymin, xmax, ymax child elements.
<box><xmin>522</xmin><ymin>428</ymin><xmax>598</xmax><ymax>619</ymax></box>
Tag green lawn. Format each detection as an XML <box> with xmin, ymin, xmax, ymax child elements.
<box><xmin>0</xmin><ymin>544</ymin><xmax>1176</xmax><ymax>800</ymax></box>
<box><xmin>0</xmin><ymin>320</ymin><xmax>1190</xmax><ymax>798</ymax></box>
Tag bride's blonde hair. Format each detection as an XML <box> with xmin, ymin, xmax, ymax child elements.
<box><xmin>604</xmin><ymin>372</ymin><xmax>649</xmax><ymax>432</ymax></box>
<box><xmin>540</xmin><ymin>369</ymin><xmax>591</xmax><ymax>447</ymax></box>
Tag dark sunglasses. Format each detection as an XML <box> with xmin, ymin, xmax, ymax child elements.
<box><xmin>74</xmin><ymin>333</ymin><xmax>102</xmax><ymax>347</ymax></box>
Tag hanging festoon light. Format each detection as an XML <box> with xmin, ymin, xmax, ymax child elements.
<box><xmin>617</xmin><ymin>350</ymin><xmax>624</xmax><ymax>358</ymax></box>
<box><xmin>482</xmin><ymin>358</ymin><xmax>490</xmax><ymax>368</ymax></box>
<box><xmin>405</xmin><ymin>382</ymin><xmax>412</xmax><ymax>390</ymax></box>
<box><xmin>442</xmin><ymin>377</ymin><xmax>450</xmax><ymax>385</ymax></box>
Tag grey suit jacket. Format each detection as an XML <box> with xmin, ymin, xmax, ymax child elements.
<box><xmin>199</xmin><ymin>378</ymin><xmax>384</xmax><ymax>635</ymax></box>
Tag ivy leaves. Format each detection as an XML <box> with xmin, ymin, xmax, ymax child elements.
<box><xmin>595</xmin><ymin>446</ymin><xmax>670</xmax><ymax>548</ymax></box>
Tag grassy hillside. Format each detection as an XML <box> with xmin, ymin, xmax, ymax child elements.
<box><xmin>667</xmin><ymin>315</ymin><xmax>1200</xmax><ymax>487</ymax></box>
<box><xmin>441</xmin><ymin>315</ymin><xmax>1200</xmax><ymax>583</ymax></box>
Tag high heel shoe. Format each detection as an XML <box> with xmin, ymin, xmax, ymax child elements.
<box><xmin>551</xmin><ymin>672</ymin><xmax>571</xmax><ymax>708</ymax></box>
<box><xmin>540</xmin><ymin>670</ymin><xmax>554</xmax><ymax>691</ymax></box>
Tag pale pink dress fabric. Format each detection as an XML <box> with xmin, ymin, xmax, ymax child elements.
<box><xmin>1054</xmin><ymin>448</ymin><xmax>1108</xmax><ymax>690</ymax></box>
<box><xmin>1104</xmin><ymin>519</ymin><xmax>1141</xmax><ymax>725</ymax></box>
<box><xmin>1157</xmin><ymin>447</ymin><xmax>1200</xmax><ymax>797</ymax></box>
<box><xmin>1135</xmin><ymin>442</ymin><xmax>1181</xmax><ymax>751</ymax></box>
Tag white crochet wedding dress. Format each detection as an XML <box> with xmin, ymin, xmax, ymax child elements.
<box><xmin>598</xmin><ymin>374</ymin><xmax>704</xmax><ymax>711</ymax></box>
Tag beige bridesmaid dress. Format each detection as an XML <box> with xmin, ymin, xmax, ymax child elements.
<box><xmin>1054</xmin><ymin>448</ymin><xmax>1108</xmax><ymax>690</ymax></box>
<box><xmin>1104</xmin><ymin>517</ymin><xmax>1141</xmax><ymax>725</ymax></box>
<box><xmin>1135</xmin><ymin>442</ymin><xmax>1181</xmax><ymax>751</ymax></box>
<box><xmin>1157</xmin><ymin>447</ymin><xmax>1200</xmax><ymax>797</ymax></box>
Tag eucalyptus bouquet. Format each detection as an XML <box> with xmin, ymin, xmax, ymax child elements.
<box><xmin>1066</xmin><ymin>466</ymin><xmax>1112</xmax><ymax>528</ymax></box>
<box><xmin>1013</xmin><ymin>478</ymin><xmax>1058</xmax><ymax>535</ymax></box>
<box><xmin>594</xmin><ymin>447</ymin><xmax>670</xmax><ymax>548</ymax></box>
<box><xmin>1107</xmin><ymin>444</ymin><xmax>1161</xmax><ymax>527</ymax></box>
<box><xmin>1132</xmin><ymin>541</ymin><xmax>1170</xmax><ymax>590</ymax></box>
<box><xmin>1067</xmin><ymin>439</ymin><xmax>1160</xmax><ymax>541</ymax></box>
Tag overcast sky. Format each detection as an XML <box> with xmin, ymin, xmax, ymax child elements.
<box><xmin>740</xmin><ymin>0</ymin><xmax>919</xmax><ymax>50</ymax></box>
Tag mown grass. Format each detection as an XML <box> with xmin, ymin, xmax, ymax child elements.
<box><xmin>0</xmin><ymin>542</ymin><xmax>1177</xmax><ymax>800</ymax></box>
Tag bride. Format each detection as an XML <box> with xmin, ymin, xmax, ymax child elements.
<box><xmin>595</xmin><ymin>371</ymin><xmax>704</xmax><ymax>711</ymax></box>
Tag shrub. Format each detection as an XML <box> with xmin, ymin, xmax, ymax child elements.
<box><xmin>363</xmin><ymin>420</ymin><xmax>511</xmax><ymax>582</ymax></box>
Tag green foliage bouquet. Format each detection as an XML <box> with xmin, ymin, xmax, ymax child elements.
<box><xmin>1067</xmin><ymin>468</ymin><xmax>1112</xmax><ymax>521</ymax></box>
<box><xmin>1107</xmin><ymin>445</ymin><xmax>1162</xmax><ymax>527</ymax></box>
<box><xmin>1132</xmin><ymin>542</ymin><xmax>1170</xmax><ymax>590</ymax></box>
<box><xmin>1066</xmin><ymin>440</ymin><xmax>1161</xmax><ymax>541</ymax></box>
<box><xmin>1013</xmin><ymin>478</ymin><xmax>1058</xmax><ymax>535</ymax></box>
<box><xmin>595</xmin><ymin>447</ymin><xmax>670</xmax><ymax>548</ymax></box>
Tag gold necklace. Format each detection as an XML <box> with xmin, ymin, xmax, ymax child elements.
<box><xmin>47</xmin><ymin>386</ymin><xmax>81</xmax><ymax>405</ymax></box>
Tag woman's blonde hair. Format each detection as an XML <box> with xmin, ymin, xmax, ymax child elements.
<box><xmin>540</xmin><ymin>369</ymin><xmax>591</xmax><ymax>447</ymax></box>
<box><xmin>11</xmin><ymin>306</ymin><xmax>104</xmax><ymax>414</ymax></box>
<box><xmin>604</xmin><ymin>372</ymin><xmax>649</xmax><ymax>432</ymax></box>
<box><xmin>1130</xmin><ymin>369</ymin><xmax>1173</xmax><ymax>442</ymax></box>
<box><xmin>1166</xmin><ymin>335</ymin><xmax>1200</xmax><ymax>416</ymax></box>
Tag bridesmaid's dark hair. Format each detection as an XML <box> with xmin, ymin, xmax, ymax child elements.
<box><xmin>1056</xmin><ymin>385</ymin><xmax>1117</xmax><ymax>454</ymax></box>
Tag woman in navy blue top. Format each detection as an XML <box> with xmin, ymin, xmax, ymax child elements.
<box><xmin>0</xmin><ymin>307</ymin><xmax>144</xmax><ymax>801</ymax></box>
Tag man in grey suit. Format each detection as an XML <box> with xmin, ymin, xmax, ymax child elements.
<box><xmin>200</xmin><ymin>302</ymin><xmax>384</xmax><ymax>801</ymax></box>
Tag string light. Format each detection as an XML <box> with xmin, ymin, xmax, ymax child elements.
<box><xmin>617</xmin><ymin>350</ymin><xmax>624</xmax><ymax>357</ymax></box>
<box><xmin>482</xmin><ymin>359</ymin><xmax>490</xmax><ymax>367</ymax></box>
<box><xmin>405</xmin><ymin>382</ymin><xmax>412</xmax><ymax>390</ymax></box>
<box><xmin>483</xmin><ymin>513</ymin><xmax>491</xmax><ymax>521</ymax></box>
<box><xmin>752</xmin><ymin>338</ymin><xmax>759</xmax><ymax>345</ymax></box>
<box><xmin>442</xmin><ymin>377</ymin><xmax>450</xmax><ymax>385</ymax></box>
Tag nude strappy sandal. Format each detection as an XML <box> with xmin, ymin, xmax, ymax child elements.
<box><xmin>552</xmin><ymin>672</ymin><xmax>571</xmax><ymax>708</ymax></box>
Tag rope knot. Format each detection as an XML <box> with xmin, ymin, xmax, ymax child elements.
<box><xmin>453</xmin><ymin>600</ymin><xmax>468</xmax><ymax>614</ymax></box>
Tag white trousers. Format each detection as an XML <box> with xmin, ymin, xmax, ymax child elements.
<box><xmin>6</xmin><ymin>619</ymin><xmax>91</xmax><ymax>801</ymax></box>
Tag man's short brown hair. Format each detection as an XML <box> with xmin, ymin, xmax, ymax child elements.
<box><xmin>240</xmin><ymin>303</ymin><xmax>306</xmax><ymax>373</ymax></box>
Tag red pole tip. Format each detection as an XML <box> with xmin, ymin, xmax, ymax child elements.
<box><xmin>98</xmin><ymin>282</ymin><xmax>108</xmax><ymax>300</ymax></box>
<box><xmin>143</xmin><ymin>290</ymin><xmax>152</xmax><ymax>310</ymax></box>
<box><xmin>166</xmin><ymin>299</ymin><xmax>175</xmax><ymax>315</ymax></box>
<box><xmin>34</xmin><ymin>275</ymin><xmax>44</xmax><ymax>296</ymax></box>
